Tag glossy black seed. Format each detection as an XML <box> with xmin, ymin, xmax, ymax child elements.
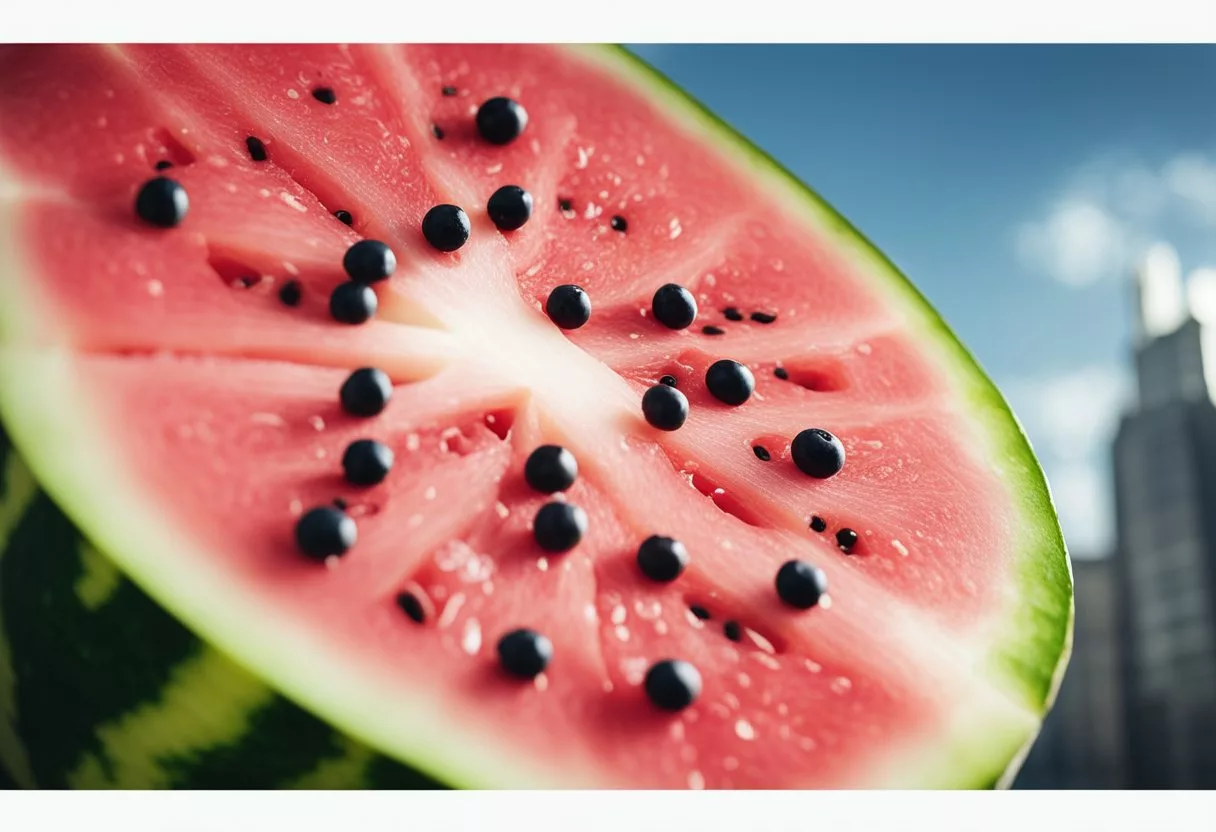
<box><xmin>723</xmin><ymin>621</ymin><xmax>742</xmax><ymax>642</ymax></box>
<box><xmin>701</xmin><ymin>325</ymin><xmax>725</xmax><ymax>336</ymax></box>
<box><xmin>659</xmin><ymin>374</ymin><xmax>678</xmax><ymax>388</ymax></box>
<box><xmin>421</xmin><ymin>204</ymin><xmax>471</xmax><ymax>252</ymax></box>
<box><xmin>610</xmin><ymin>215</ymin><xmax>628</xmax><ymax>232</ymax></box>
<box><xmin>641</xmin><ymin>384</ymin><xmax>688</xmax><ymax>431</ymax></box>
<box><xmin>791</xmin><ymin>428</ymin><xmax>846</xmax><ymax>479</ymax></box>
<box><xmin>343</xmin><ymin>239</ymin><xmax>397</xmax><ymax>284</ymax></box>
<box><xmin>396</xmin><ymin>591</ymin><xmax>426</xmax><ymax>624</ymax></box>
<box><xmin>751</xmin><ymin>311</ymin><xmax>778</xmax><ymax>324</ymax></box>
<box><xmin>689</xmin><ymin>605</ymin><xmax>711</xmax><ymax>621</ymax></box>
<box><xmin>278</xmin><ymin>280</ymin><xmax>303</xmax><ymax>307</ymax></box>
<box><xmin>753</xmin><ymin>445</ymin><xmax>771</xmax><ymax>462</ymax></box>
<box><xmin>810</xmin><ymin>515</ymin><xmax>827</xmax><ymax>533</ymax></box>
<box><xmin>723</xmin><ymin>306</ymin><xmax>743</xmax><ymax>322</ymax></box>
<box><xmin>340</xmin><ymin>368</ymin><xmax>393</xmax><ymax>417</ymax></box>
<box><xmin>295</xmin><ymin>506</ymin><xmax>356</xmax><ymax>561</ymax></box>
<box><xmin>644</xmin><ymin>659</ymin><xmax>702</xmax><ymax>712</ymax></box>
<box><xmin>441</xmin><ymin>85</ymin><xmax>458</xmax><ymax>97</ymax></box>
<box><xmin>545</xmin><ymin>284</ymin><xmax>592</xmax><ymax>329</ymax></box>
<box><xmin>134</xmin><ymin>177</ymin><xmax>189</xmax><ymax>228</ymax></box>
<box><xmin>329</xmin><ymin>282</ymin><xmax>378</xmax><ymax>325</ymax></box>
<box><xmin>524</xmin><ymin>445</ymin><xmax>578</xmax><ymax>494</ymax></box>
<box><xmin>154</xmin><ymin>159</ymin><xmax>173</xmax><ymax>171</ymax></box>
<box><xmin>431</xmin><ymin>123</ymin><xmax>445</xmax><ymax>140</ymax></box>
<box><xmin>334</xmin><ymin>209</ymin><xmax>354</xmax><ymax>226</ymax></box>
<box><xmin>705</xmin><ymin>359</ymin><xmax>755</xmax><ymax>406</ymax></box>
<box><xmin>476</xmin><ymin>96</ymin><xmax>528</xmax><ymax>145</ymax></box>
<box><xmin>312</xmin><ymin>86</ymin><xmax>337</xmax><ymax>105</ymax></box>
<box><xmin>651</xmin><ymin>283</ymin><xmax>698</xmax><ymax>330</ymax></box>
<box><xmin>342</xmin><ymin>438</ymin><xmax>395</xmax><ymax>486</ymax></box>
<box><xmin>533</xmin><ymin>501</ymin><xmax>588</xmax><ymax>553</ymax></box>
<box><xmin>636</xmin><ymin>535</ymin><xmax>688</xmax><ymax>583</ymax></box>
<box><xmin>558</xmin><ymin>197</ymin><xmax>573</xmax><ymax>213</ymax></box>
<box><xmin>773</xmin><ymin>366</ymin><xmax>790</xmax><ymax>380</ymax></box>
<box><xmin>332</xmin><ymin>497</ymin><xmax>348</xmax><ymax>510</ymax></box>
<box><xmin>497</xmin><ymin>628</ymin><xmax>553</xmax><ymax>680</ymax></box>
<box><xmin>487</xmin><ymin>185</ymin><xmax>534</xmax><ymax>231</ymax></box>
<box><xmin>836</xmin><ymin>528</ymin><xmax>859</xmax><ymax>553</ymax></box>
<box><xmin>775</xmin><ymin>559</ymin><xmax>828</xmax><ymax>610</ymax></box>
<box><xmin>245</xmin><ymin>136</ymin><xmax>268</xmax><ymax>162</ymax></box>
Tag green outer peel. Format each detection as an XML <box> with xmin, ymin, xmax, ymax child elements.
<box><xmin>0</xmin><ymin>44</ymin><xmax>1071</xmax><ymax>789</ymax></box>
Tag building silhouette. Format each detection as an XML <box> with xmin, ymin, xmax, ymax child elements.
<box><xmin>1017</xmin><ymin>243</ymin><xmax>1216</xmax><ymax>789</ymax></box>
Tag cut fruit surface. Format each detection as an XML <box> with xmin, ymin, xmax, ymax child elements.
<box><xmin>0</xmin><ymin>44</ymin><xmax>1071</xmax><ymax>789</ymax></box>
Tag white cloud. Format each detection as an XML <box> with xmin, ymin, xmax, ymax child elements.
<box><xmin>1015</xmin><ymin>198</ymin><xmax>1128</xmax><ymax>287</ymax></box>
<box><xmin>1000</xmin><ymin>365</ymin><xmax>1132</xmax><ymax>555</ymax></box>
<box><xmin>1016</xmin><ymin>149</ymin><xmax>1216</xmax><ymax>287</ymax></box>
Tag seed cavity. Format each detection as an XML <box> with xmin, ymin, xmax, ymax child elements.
<box><xmin>753</xmin><ymin>445</ymin><xmax>771</xmax><ymax>462</ymax></box>
<box><xmin>151</xmin><ymin>127</ymin><xmax>196</xmax><ymax>167</ymax></box>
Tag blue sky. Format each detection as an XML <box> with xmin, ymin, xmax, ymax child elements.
<box><xmin>627</xmin><ymin>44</ymin><xmax>1216</xmax><ymax>555</ymax></box>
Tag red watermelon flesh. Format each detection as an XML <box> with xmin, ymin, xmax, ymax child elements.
<box><xmin>0</xmin><ymin>44</ymin><xmax>1071</xmax><ymax>789</ymax></box>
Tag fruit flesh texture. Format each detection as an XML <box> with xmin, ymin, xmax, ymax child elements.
<box><xmin>0</xmin><ymin>45</ymin><xmax>1069</xmax><ymax>788</ymax></box>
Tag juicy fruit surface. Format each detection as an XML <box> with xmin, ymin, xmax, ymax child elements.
<box><xmin>0</xmin><ymin>44</ymin><xmax>1069</xmax><ymax>789</ymax></box>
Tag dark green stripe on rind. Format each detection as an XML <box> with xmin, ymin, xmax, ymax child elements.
<box><xmin>0</xmin><ymin>425</ymin><xmax>440</xmax><ymax>790</ymax></box>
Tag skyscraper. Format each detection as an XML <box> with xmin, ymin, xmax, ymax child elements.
<box><xmin>1111</xmin><ymin>243</ymin><xmax>1216</xmax><ymax>788</ymax></box>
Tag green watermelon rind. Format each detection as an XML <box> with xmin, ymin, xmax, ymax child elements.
<box><xmin>0</xmin><ymin>44</ymin><xmax>1071</xmax><ymax>790</ymax></box>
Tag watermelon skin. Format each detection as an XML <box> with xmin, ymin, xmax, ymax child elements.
<box><xmin>0</xmin><ymin>44</ymin><xmax>1072</xmax><ymax>789</ymax></box>
<box><xmin>0</xmin><ymin>428</ymin><xmax>439</xmax><ymax>789</ymax></box>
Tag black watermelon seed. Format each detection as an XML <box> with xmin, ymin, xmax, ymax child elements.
<box><xmin>701</xmin><ymin>325</ymin><xmax>725</xmax><ymax>336</ymax></box>
<box><xmin>533</xmin><ymin>501</ymin><xmax>588</xmax><ymax>553</ymax></box>
<box><xmin>245</xmin><ymin>136</ymin><xmax>268</xmax><ymax>162</ymax></box>
<box><xmin>397</xmin><ymin>591</ymin><xmax>426</xmax><ymax>624</ymax></box>
<box><xmin>791</xmin><ymin>428</ymin><xmax>846</xmax><ymax>479</ymax></box>
<box><xmin>441</xmin><ymin>85</ymin><xmax>458</xmax><ymax>97</ymax></box>
<box><xmin>545</xmin><ymin>284</ymin><xmax>592</xmax><ymax>329</ymax></box>
<box><xmin>524</xmin><ymin>445</ymin><xmax>578</xmax><ymax>494</ymax></box>
<box><xmin>773</xmin><ymin>366</ymin><xmax>790</xmax><ymax>380</ymax></box>
<box><xmin>329</xmin><ymin>282</ymin><xmax>378</xmax><ymax>325</ymax></box>
<box><xmin>342</xmin><ymin>439</ymin><xmax>395</xmax><ymax>487</ymax></box>
<box><xmin>690</xmin><ymin>605</ymin><xmax>711</xmax><ymax>621</ymax></box>
<box><xmin>644</xmin><ymin>659</ymin><xmax>702</xmax><ymax>712</ymax></box>
<box><xmin>343</xmin><ymin>239</ymin><xmax>397</xmax><ymax>284</ymax></box>
<box><xmin>775</xmin><ymin>559</ymin><xmax>828</xmax><ymax>610</ymax></box>
<box><xmin>476</xmin><ymin>96</ymin><xmax>528</xmax><ymax>145</ymax></box>
<box><xmin>154</xmin><ymin>159</ymin><xmax>173</xmax><ymax>171</ymax></box>
<box><xmin>641</xmin><ymin>384</ymin><xmax>688</xmax><ymax>432</ymax></box>
<box><xmin>312</xmin><ymin>86</ymin><xmax>337</xmax><ymax>105</ymax></box>
<box><xmin>723</xmin><ymin>307</ymin><xmax>743</xmax><ymax>322</ymax></box>
<box><xmin>278</xmin><ymin>280</ymin><xmax>303</xmax><ymax>307</ymax></box>
<box><xmin>334</xmin><ymin>209</ymin><xmax>354</xmax><ymax>226</ymax></box>
<box><xmin>421</xmin><ymin>204</ymin><xmax>471</xmax><ymax>252</ymax></box>
<box><xmin>295</xmin><ymin>506</ymin><xmax>357</xmax><ymax>560</ymax></box>
<box><xmin>810</xmin><ymin>515</ymin><xmax>827</xmax><ymax>533</ymax></box>
<box><xmin>836</xmin><ymin>528</ymin><xmax>859</xmax><ymax>553</ymax></box>
<box><xmin>751</xmin><ymin>311</ymin><xmax>778</xmax><ymax>324</ymax></box>
<box><xmin>134</xmin><ymin>177</ymin><xmax>188</xmax><ymax>228</ymax></box>
<box><xmin>753</xmin><ymin>445</ymin><xmax>771</xmax><ymax>462</ymax></box>
<box><xmin>487</xmin><ymin>185</ymin><xmax>534</xmax><ymax>232</ymax></box>
<box><xmin>610</xmin><ymin>215</ymin><xmax>628</xmax><ymax>232</ymax></box>
<box><xmin>332</xmin><ymin>497</ymin><xmax>348</xmax><ymax>510</ymax></box>
<box><xmin>558</xmin><ymin>197</ymin><xmax>574</xmax><ymax>214</ymax></box>
<box><xmin>340</xmin><ymin>368</ymin><xmax>393</xmax><ymax>417</ymax></box>
<box><xmin>705</xmin><ymin>359</ymin><xmax>755</xmax><ymax>406</ymax></box>
<box><xmin>636</xmin><ymin>535</ymin><xmax>689</xmax><ymax>583</ymax></box>
<box><xmin>497</xmin><ymin>628</ymin><xmax>553</xmax><ymax>679</ymax></box>
<box><xmin>659</xmin><ymin>374</ymin><xmax>678</xmax><ymax>388</ymax></box>
<box><xmin>723</xmin><ymin>621</ymin><xmax>742</xmax><ymax>642</ymax></box>
<box><xmin>651</xmin><ymin>283</ymin><xmax>698</xmax><ymax>330</ymax></box>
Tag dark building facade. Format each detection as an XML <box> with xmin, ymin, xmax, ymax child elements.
<box><xmin>1109</xmin><ymin>248</ymin><xmax>1216</xmax><ymax>789</ymax></box>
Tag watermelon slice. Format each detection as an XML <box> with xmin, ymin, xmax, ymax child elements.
<box><xmin>0</xmin><ymin>44</ymin><xmax>1072</xmax><ymax>790</ymax></box>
